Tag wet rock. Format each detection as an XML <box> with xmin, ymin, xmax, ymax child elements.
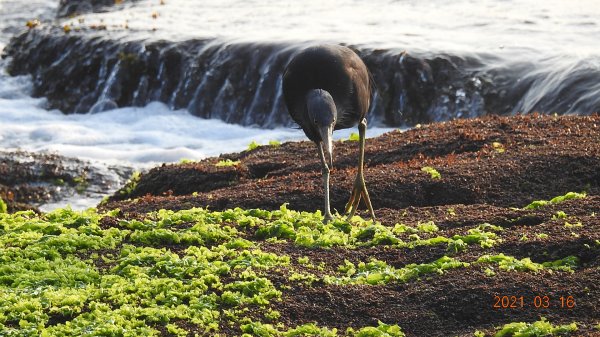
<box><xmin>0</xmin><ymin>150</ymin><xmax>133</xmax><ymax>212</ymax></box>
<box><xmin>5</xmin><ymin>26</ymin><xmax>600</xmax><ymax>128</ymax></box>
<box><xmin>2</xmin><ymin>27</ymin><xmax>505</xmax><ymax>128</ymax></box>
<box><xmin>57</xmin><ymin>0</ymin><xmax>140</xmax><ymax>18</ymax></box>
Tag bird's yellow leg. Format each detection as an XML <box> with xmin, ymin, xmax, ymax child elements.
<box><xmin>317</xmin><ymin>143</ymin><xmax>334</xmax><ymax>223</ymax></box>
<box><xmin>345</xmin><ymin>118</ymin><xmax>376</xmax><ymax>220</ymax></box>
<box><xmin>344</xmin><ymin>177</ymin><xmax>361</xmax><ymax>217</ymax></box>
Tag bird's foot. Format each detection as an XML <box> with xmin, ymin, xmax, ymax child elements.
<box><xmin>323</xmin><ymin>211</ymin><xmax>335</xmax><ymax>224</ymax></box>
<box><xmin>344</xmin><ymin>173</ymin><xmax>375</xmax><ymax>220</ymax></box>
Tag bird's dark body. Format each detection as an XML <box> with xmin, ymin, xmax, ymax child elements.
<box><xmin>282</xmin><ymin>45</ymin><xmax>371</xmax><ymax>143</ymax></box>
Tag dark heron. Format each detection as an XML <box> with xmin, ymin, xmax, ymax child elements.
<box><xmin>282</xmin><ymin>44</ymin><xmax>375</xmax><ymax>221</ymax></box>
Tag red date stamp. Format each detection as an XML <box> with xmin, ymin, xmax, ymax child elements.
<box><xmin>493</xmin><ymin>295</ymin><xmax>575</xmax><ymax>309</ymax></box>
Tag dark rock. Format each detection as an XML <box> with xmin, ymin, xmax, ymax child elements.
<box><xmin>101</xmin><ymin>115</ymin><xmax>600</xmax><ymax>214</ymax></box>
<box><xmin>57</xmin><ymin>0</ymin><xmax>140</xmax><ymax>18</ymax></box>
<box><xmin>0</xmin><ymin>150</ymin><xmax>133</xmax><ymax>212</ymax></box>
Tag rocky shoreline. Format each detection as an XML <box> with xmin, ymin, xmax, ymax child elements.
<box><xmin>2</xmin><ymin>25</ymin><xmax>487</xmax><ymax>127</ymax></box>
<box><xmin>102</xmin><ymin>114</ymin><xmax>600</xmax><ymax>215</ymax></box>
<box><xmin>0</xmin><ymin>150</ymin><xmax>132</xmax><ymax>213</ymax></box>
<box><xmin>3</xmin><ymin>114</ymin><xmax>598</xmax><ymax>219</ymax></box>
<box><xmin>5</xmin><ymin>23</ymin><xmax>599</xmax><ymax>129</ymax></box>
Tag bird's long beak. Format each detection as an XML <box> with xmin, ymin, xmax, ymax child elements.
<box><xmin>318</xmin><ymin>125</ymin><xmax>334</xmax><ymax>168</ymax></box>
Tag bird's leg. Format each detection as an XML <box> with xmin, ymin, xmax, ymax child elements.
<box><xmin>317</xmin><ymin>143</ymin><xmax>334</xmax><ymax>223</ymax></box>
<box><xmin>345</xmin><ymin>118</ymin><xmax>376</xmax><ymax>220</ymax></box>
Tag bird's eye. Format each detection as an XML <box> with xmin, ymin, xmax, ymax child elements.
<box><xmin>313</xmin><ymin>119</ymin><xmax>318</xmax><ymax>124</ymax></box>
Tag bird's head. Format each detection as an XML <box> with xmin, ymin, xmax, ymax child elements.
<box><xmin>306</xmin><ymin>89</ymin><xmax>336</xmax><ymax>168</ymax></box>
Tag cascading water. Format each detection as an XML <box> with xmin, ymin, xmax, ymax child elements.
<box><xmin>7</xmin><ymin>27</ymin><xmax>599</xmax><ymax>129</ymax></box>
